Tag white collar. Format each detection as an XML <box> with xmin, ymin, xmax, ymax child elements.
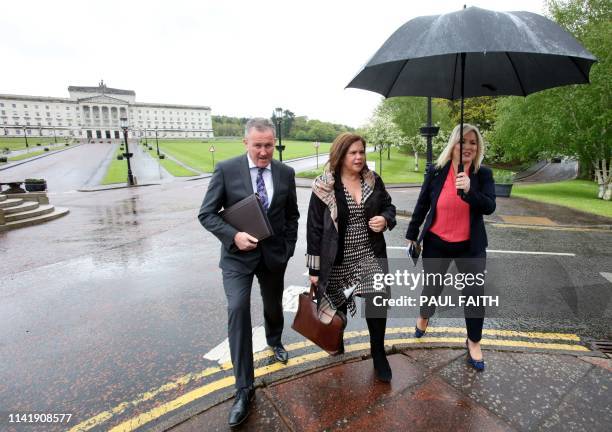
<box><xmin>247</xmin><ymin>153</ymin><xmax>271</xmax><ymax>171</ymax></box>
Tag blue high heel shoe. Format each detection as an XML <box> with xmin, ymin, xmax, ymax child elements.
<box><xmin>414</xmin><ymin>318</ymin><xmax>428</xmax><ymax>338</ymax></box>
<box><xmin>465</xmin><ymin>339</ymin><xmax>485</xmax><ymax>371</ymax></box>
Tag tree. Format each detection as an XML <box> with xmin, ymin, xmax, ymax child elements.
<box><xmin>492</xmin><ymin>0</ymin><xmax>611</xmax><ymax>199</ymax></box>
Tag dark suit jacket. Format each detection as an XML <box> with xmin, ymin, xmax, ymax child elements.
<box><xmin>198</xmin><ymin>154</ymin><xmax>300</xmax><ymax>273</ymax></box>
<box><xmin>405</xmin><ymin>162</ymin><xmax>496</xmax><ymax>253</ymax></box>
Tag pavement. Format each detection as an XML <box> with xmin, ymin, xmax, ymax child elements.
<box><xmin>169</xmin><ymin>343</ymin><xmax>612</xmax><ymax>432</ymax></box>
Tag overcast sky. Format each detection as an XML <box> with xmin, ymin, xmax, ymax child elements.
<box><xmin>1</xmin><ymin>0</ymin><xmax>546</xmax><ymax>128</ymax></box>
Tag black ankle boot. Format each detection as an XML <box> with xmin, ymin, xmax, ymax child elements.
<box><xmin>366</xmin><ymin>318</ymin><xmax>392</xmax><ymax>382</ymax></box>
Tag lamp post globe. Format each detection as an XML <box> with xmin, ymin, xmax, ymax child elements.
<box><xmin>274</xmin><ymin>107</ymin><xmax>285</xmax><ymax>162</ymax></box>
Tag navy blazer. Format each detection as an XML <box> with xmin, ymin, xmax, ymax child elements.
<box><xmin>405</xmin><ymin>161</ymin><xmax>496</xmax><ymax>253</ymax></box>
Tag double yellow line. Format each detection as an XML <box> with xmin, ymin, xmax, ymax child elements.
<box><xmin>69</xmin><ymin>327</ymin><xmax>588</xmax><ymax>432</ymax></box>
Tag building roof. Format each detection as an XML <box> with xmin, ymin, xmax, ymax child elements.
<box><xmin>68</xmin><ymin>81</ymin><xmax>135</xmax><ymax>96</ymax></box>
<box><xmin>0</xmin><ymin>94</ymin><xmax>73</xmax><ymax>103</ymax></box>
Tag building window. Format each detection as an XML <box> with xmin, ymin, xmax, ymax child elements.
<box><xmin>0</xmin><ymin>103</ymin><xmax>3</xmax><ymax>107</ymax></box>
<box><xmin>45</xmin><ymin>105</ymin><xmax>49</xmax><ymax>109</ymax></box>
<box><xmin>12</xmin><ymin>104</ymin><xmax>16</xmax><ymax>108</ymax></box>
<box><xmin>66</xmin><ymin>107</ymin><xmax>70</xmax><ymax>110</ymax></box>
<box><xmin>24</xmin><ymin>104</ymin><xmax>28</xmax><ymax>108</ymax></box>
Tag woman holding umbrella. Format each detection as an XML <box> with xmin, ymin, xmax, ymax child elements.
<box><xmin>406</xmin><ymin>123</ymin><xmax>495</xmax><ymax>371</ymax></box>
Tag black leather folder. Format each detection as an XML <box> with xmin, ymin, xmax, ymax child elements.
<box><xmin>220</xmin><ymin>194</ymin><xmax>274</xmax><ymax>240</ymax></box>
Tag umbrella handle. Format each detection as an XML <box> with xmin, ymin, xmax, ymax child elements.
<box><xmin>457</xmin><ymin>163</ymin><xmax>465</xmax><ymax>197</ymax></box>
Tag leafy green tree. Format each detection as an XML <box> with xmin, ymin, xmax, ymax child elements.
<box><xmin>492</xmin><ymin>0</ymin><xmax>611</xmax><ymax>199</ymax></box>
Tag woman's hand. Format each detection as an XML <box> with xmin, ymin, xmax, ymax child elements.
<box><xmin>309</xmin><ymin>275</ymin><xmax>319</xmax><ymax>286</ymax></box>
<box><xmin>368</xmin><ymin>216</ymin><xmax>387</xmax><ymax>232</ymax></box>
<box><xmin>407</xmin><ymin>239</ymin><xmax>417</xmax><ymax>248</ymax></box>
<box><xmin>456</xmin><ymin>172</ymin><xmax>471</xmax><ymax>193</ymax></box>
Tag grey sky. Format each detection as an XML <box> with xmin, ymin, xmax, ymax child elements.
<box><xmin>1</xmin><ymin>0</ymin><xmax>545</xmax><ymax>128</ymax></box>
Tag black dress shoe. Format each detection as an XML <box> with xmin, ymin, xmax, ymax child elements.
<box><xmin>228</xmin><ymin>387</ymin><xmax>255</xmax><ymax>427</ymax></box>
<box><xmin>270</xmin><ymin>344</ymin><xmax>289</xmax><ymax>364</ymax></box>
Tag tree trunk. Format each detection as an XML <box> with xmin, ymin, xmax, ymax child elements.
<box><xmin>594</xmin><ymin>161</ymin><xmax>604</xmax><ymax>198</ymax></box>
<box><xmin>387</xmin><ymin>145</ymin><xmax>391</xmax><ymax>161</ymax></box>
<box><xmin>414</xmin><ymin>151</ymin><xmax>419</xmax><ymax>172</ymax></box>
<box><xmin>594</xmin><ymin>159</ymin><xmax>612</xmax><ymax>201</ymax></box>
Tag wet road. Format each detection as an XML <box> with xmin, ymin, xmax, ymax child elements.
<box><xmin>1</xmin><ymin>178</ymin><xmax>611</xmax><ymax>431</ymax></box>
<box><xmin>0</xmin><ymin>144</ymin><xmax>115</xmax><ymax>192</ymax></box>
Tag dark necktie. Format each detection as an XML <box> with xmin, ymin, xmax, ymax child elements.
<box><xmin>256</xmin><ymin>168</ymin><xmax>269</xmax><ymax>211</ymax></box>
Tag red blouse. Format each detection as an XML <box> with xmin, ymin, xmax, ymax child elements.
<box><xmin>429</xmin><ymin>166</ymin><xmax>470</xmax><ymax>242</ymax></box>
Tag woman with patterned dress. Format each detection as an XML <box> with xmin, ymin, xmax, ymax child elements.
<box><xmin>306</xmin><ymin>132</ymin><xmax>396</xmax><ymax>382</ymax></box>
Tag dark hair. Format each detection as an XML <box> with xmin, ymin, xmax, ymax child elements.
<box><xmin>327</xmin><ymin>133</ymin><xmax>366</xmax><ymax>176</ymax></box>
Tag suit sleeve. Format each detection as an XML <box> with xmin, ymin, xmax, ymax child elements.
<box><xmin>197</xmin><ymin>163</ymin><xmax>239</xmax><ymax>251</ymax></box>
<box><xmin>284</xmin><ymin>167</ymin><xmax>300</xmax><ymax>257</ymax></box>
<box><xmin>306</xmin><ymin>192</ymin><xmax>325</xmax><ymax>276</ymax></box>
<box><xmin>461</xmin><ymin>167</ymin><xmax>496</xmax><ymax>215</ymax></box>
<box><xmin>405</xmin><ymin>169</ymin><xmax>434</xmax><ymax>241</ymax></box>
<box><xmin>376</xmin><ymin>175</ymin><xmax>396</xmax><ymax>231</ymax></box>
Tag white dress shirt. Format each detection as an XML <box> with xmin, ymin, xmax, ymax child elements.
<box><xmin>247</xmin><ymin>154</ymin><xmax>274</xmax><ymax>204</ymax></box>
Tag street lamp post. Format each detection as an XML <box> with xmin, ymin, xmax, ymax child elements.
<box><xmin>120</xmin><ymin>117</ymin><xmax>135</xmax><ymax>186</ymax></box>
<box><xmin>419</xmin><ymin>97</ymin><xmax>440</xmax><ymax>176</ymax></box>
<box><xmin>313</xmin><ymin>141</ymin><xmax>320</xmax><ymax>169</ymax></box>
<box><xmin>144</xmin><ymin>128</ymin><xmax>148</xmax><ymax>146</ymax></box>
<box><xmin>155</xmin><ymin>128</ymin><xmax>160</xmax><ymax>157</ymax></box>
<box><xmin>22</xmin><ymin>126</ymin><xmax>29</xmax><ymax>151</ymax></box>
<box><xmin>274</xmin><ymin>107</ymin><xmax>285</xmax><ymax>162</ymax></box>
<box><xmin>53</xmin><ymin>127</ymin><xmax>57</xmax><ymax>143</ymax></box>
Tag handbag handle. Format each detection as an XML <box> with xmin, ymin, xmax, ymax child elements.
<box><xmin>309</xmin><ymin>283</ymin><xmax>317</xmax><ymax>299</ymax></box>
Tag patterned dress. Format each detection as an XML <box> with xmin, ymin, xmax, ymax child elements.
<box><xmin>323</xmin><ymin>180</ymin><xmax>384</xmax><ymax>316</ymax></box>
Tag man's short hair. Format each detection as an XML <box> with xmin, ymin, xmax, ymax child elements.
<box><xmin>244</xmin><ymin>117</ymin><xmax>276</xmax><ymax>138</ymax></box>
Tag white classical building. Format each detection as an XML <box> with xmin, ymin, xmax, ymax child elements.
<box><xmin>0</xmin><ymin>81</ymin><xmax>213</xmax><ymax>141</ymax></box>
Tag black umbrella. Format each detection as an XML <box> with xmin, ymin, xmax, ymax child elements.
<box><xmin>347</xmin><ymin>6</ymin><xmax>596</xmax><ymax>187</ymax></box>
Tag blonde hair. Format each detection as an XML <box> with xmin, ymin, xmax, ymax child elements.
<box><xmin>435</xmin><ymin>123</ymin><xmax>485</xmax><ymax>172</ymax></box>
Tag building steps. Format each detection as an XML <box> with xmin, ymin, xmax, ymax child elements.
<box><xmin>0</xmin><ymin>198</ymin><xmax>24</xmax><ymax>209</ymax></box>
<box><xmin>3</xmin><ymin>200</ymin><xmax>39</xmax><ymax>214</ymax></box>
<box><xmin>0</xmin><ymin>193</ymin><xmax>69</xmax><ymax>231</ymax></box>
<box><xmin>4</xmin><ymin>204</ymin><xmax>56</xmax><ymax>222</ymax></box>
<box><xmin>2</xmin><ymin>207</ymin><xmax>70</xmax><ymax>230</ymax></box>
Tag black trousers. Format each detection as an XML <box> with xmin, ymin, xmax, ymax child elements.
<box><xmin>222</xmin><ymin>260</ymin><xmax>286</xmax><ymax>390</ymax></box>
<box><xmin>421</xmin><ymin>232</ymin><xmax>486</xmax><ymax>342</ymax></box>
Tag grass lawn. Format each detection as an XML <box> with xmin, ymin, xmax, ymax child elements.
<box><xmin>8</xmin><ymin>150</ymin><xmax>49</xmax><ymax>161</ymax></box>
<box><xmin>297</xmin><ymin>149</ymin><xmax>426</xmax><ymax>183</ymax></box>
<box><xmin>155</xmin><ymin>139</ymin><xmax>331</xmax><ymax>173</ymax></box>
<box><xmin>101</xmin><ymin>146</ymin><xmax>127</xmax><ymax>185</ymax></box>
<box><xmin>143</xmin><ymin>145</ymin><xmax>199</xmax><ymax>177</ymax></box>
<box><xmin>0</xmin><ymin>137</ymin><xmax>60</xmax><ymax>151</ymax></box>
<box><xmin>298</xmin><ymin>150</ymin><xmax>520</xmax><ymax>186</ymax></box>
<box><xmin>513</xmin><ymin>179</ymin><xmax>612</xmax><ymax>218</ymax></box>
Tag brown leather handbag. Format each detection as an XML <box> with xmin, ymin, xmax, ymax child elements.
<box><xmin>291</xmin><ymin>284</ymin><xmax>347</xmax><ymax>355</ymax></box>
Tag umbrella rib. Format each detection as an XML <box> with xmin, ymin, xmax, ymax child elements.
<box><xmin>505</xmin><ymin>53</ymin><xmax>527</xmax><ymax>97</ymax></box>
<box><xmin>384</xmin><ymin>59</ymin><xmax>410</xmax><ymax>97</ymax></box>
<box><xmin>568</xmin><ymin>56</ymin><xmax>590</xmax><ymax>82</ymax></box>
<box><xmin>450</xmin><ymin>53</ymin><xmax>459</xmax><ymax>100</ymax></box>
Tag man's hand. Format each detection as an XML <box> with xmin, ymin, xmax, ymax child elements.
<box><xmin>368</xmin><ymin>216</ymin><xmax>387</xmax><ymax>232</ymax></box>
<box><xmin>456</xmin><ymin>172</ymin><xmax>471</xmax><ymax>193</ymax></box>
<box><xmin>309</xmin><ymin>275</ymin><xmax>319</xmax><ymax>286</ymax></box>
<box><xmin>234</xmin><ymin>232</ymin><xmax>258</xmax><ymax>251</ymax></box>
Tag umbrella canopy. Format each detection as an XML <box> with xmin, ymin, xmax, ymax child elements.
<box><xmin>347</xmin><ymin>6</ymin><xmax>597</xmax><ymax>99</ymax></box>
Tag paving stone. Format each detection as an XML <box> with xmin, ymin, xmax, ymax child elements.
<box><xmin>438</xmin><ymin>351</ymin><xmax>591</xmax><ymax>431</ymax></box>
<box><xmin>579</xmin><ymin>356</ymin><xmax>612</xmax><ymax>373</ymax></box>
<box><xmin>170</xmin><ymin>391</ymin><xmax>289</xmax><ymax>432</ymax></box>
<box><xmin>538</xmin><ymin>365</ymin><xmax>612</xmax><ymax>431</ymax></box>
<box><xmin>335</xmin><ymin>377</ymin><xmax>515</xmax><ymax>432</ymax></box>
<box><xmin>402</xmin><ymin>348</ymin><xmax>464</xmax><ymax>372</ymax></box>
<box><xmin>265</xmin><ymin>354</ymin><xmax>425</xmax><ymax>432</ymax></box>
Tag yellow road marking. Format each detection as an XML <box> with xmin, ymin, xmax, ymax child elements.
<box><xmin>104</xmin><ymin>337</ymin><xmax>586</xmax><ymax>432</ymax></box>
<box><xmin>70</xmin><ymin>328</ymin><xmax>584</xmax><ymax>431</ymax></box>
<box><xmin>491</xmin><ymin>223</ymin><xmax>612</xmax><ymax>233</ymax></box>
<box><xmin>387</xmin><ymin>337</ymin><xmax>590</xmax><ymax>352</ymax></box>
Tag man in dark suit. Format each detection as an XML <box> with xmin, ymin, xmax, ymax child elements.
<box><xmin>198</xmin><ymin>117</ymin><xmax>299</xmax><ymax>427</ymax></box>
